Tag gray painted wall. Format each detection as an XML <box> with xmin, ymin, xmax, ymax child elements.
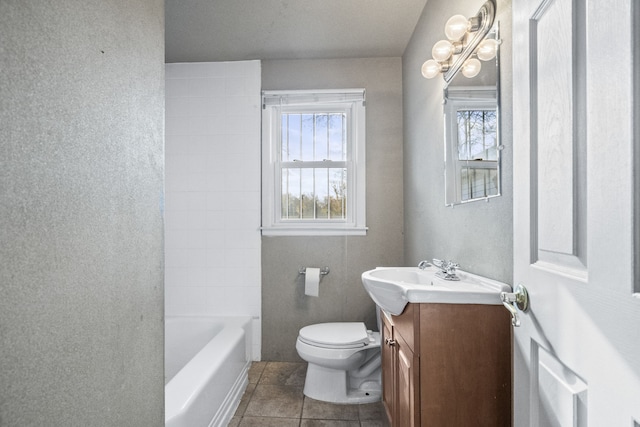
<box><xmin>261</xmin><ymin>58</ymin><xmax>405</xmax><ymax>361</ymax></box>
<box><xmin>402</xmin><ymin>0</ymin><xmax>513</xmax><ymax>283</ymax></box>
<box><xmin>0</xmin><ymin>2</ymin><xmax>165</xmax><ymax>425</ymax></box>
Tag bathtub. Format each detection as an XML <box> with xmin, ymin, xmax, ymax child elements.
<box><xmin>165</xmin><ymin>316</ymin><xmax>252</xmax><ymax>427</ymax></box>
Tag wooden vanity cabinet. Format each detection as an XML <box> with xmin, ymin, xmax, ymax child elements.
<box><xmin>381</xmin><ymin>303</ymin><xmax>512</xmax><ymax>427</ymax></box>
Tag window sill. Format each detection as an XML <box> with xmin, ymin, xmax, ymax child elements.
<box><xmin>261</xmin><ymin>226</ymin><xmax>368</xmax><ymax>237</ymax></box>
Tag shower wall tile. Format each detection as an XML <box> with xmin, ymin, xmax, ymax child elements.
<box><xmin>165</xmin><ymin>60</ymin><xmax>262</xmax><ymax>360</ymax></box>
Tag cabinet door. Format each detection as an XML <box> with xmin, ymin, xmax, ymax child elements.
<box><xmin>420</xmin><ymin>304</ymin><xmax>511</xmax><ymax>426</ymax></box>
<box><xmin>396</xmin><ymin>332</ymin><xmax>419</xmax><ymax>427</ymax></box>
<box><xmin>381</xmin><ymin>315</ymin><xmax>395</xmax><ymax>424</ymax></box>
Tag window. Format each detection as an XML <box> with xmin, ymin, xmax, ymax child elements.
<box><xmin>261</xmin><ymin>89</ymin><xmax>366</xmax><ymax>236</ymax></box>
<box><xmin>443</xmin><ymin>86</ymin><xmax>499</xmax><ymax>205</ymax></box>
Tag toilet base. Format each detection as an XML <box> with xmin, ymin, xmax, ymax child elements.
<box><xmin>303</xmin><ymin>363</ymin><xmax>381</xmax><ymax>404</ymax></box>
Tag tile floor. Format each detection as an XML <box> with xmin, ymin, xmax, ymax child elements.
<box><xmin>230</xmin><ymin>361</ymin><xmax>390</xmax><ymax>427</ymax></box>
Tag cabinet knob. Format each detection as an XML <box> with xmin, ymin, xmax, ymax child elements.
<box><xmin>385</xmin><ymin>338</ymin><xmax>396</xmax><ymax>346</ymax></box>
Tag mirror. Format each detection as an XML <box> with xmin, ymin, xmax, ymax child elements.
<box><xmin>443</xmin><ymin>24</ymin><xmax>501</xmax><ymax>206</ymax></box>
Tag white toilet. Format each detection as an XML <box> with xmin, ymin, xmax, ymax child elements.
<box><xmin>295</xmin><ymin>321</ymin><xmax>382</xmax><ymax>404</ymax></box>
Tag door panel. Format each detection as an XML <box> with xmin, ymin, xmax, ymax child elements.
<box><xmin>534</xmin><ymin>0</ymin><xmax>581</xmax><ymax>259</ymax></box>
<box><xmin>535</xmin><ymin>344</ymin><xmax>588</xmax><ymax>427</ymax></box>
<box><xmin>513</xmin><ymin>0</ymin><xmax>640</xmax><ymax>425</ymax></box>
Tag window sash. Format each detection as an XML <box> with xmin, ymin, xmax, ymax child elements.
<box><xmin>280</xmin><ymin>166</ymin><xmax>348</xmax><ymax>221</ymax></box>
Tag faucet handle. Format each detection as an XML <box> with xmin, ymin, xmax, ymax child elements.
<box><xmin>433</xmin><ymin>259</ymin><xmax>458</xmax><ymax>272</ymax></box>
<box><xmin>432</xmin><ymin>259</ymin><xmax>460</xmax><ymax>280</ymax></box>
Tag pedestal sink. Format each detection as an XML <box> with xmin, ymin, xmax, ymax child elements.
<box><xmin>361</xmin><ymin>265</ymin><xmax>511</xmax><ymax>315</ymax></box>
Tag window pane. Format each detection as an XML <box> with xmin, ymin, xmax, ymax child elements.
<box><xmin>300</xmin><ymin>168</ymin><xmax>314</xmax><ymax>219</ymax></box>
<box><xmin>483</xmin><ymin>111</ymin><xmax>498</xmax><ymax>160</ymax></box>
<box><xmin>460</xmin><ymin>167</ymin><xmax>498</xmax><ymax>201</ymax></box>
<box><xmin>328</xmin><ymin>113</ymin><xmax>346</xmax><ymax>161</ymax></box>
<box><xmin>301</xmin><ymin>114</ymin><xmax>313</xmax><ymax>161</ymax></box>
<box><xmin>314</xmin><ymin>114</ymin><xmax>328</xmax><ymax>160</ymax></box>
<box><xmin>315</xmin><ymin>168</ymin><xmax>329</xmax><ymax>219</ymax></box>
<box><xmin>282</xmin><ymin>168</ymin><xmax>301</xmax><ymax>218</ymax></box>
<box><xmin>282</xmin><ymin>114</ymin><xmax>302</xmax><ymax>161</ymax></box>
<box><xmin>457</xmin><ymin>110</ymin><xmax>497</xmax><ymax>161</ymax></box>
<box><xmin>329</xmin><ymin>168</ymin><xmax>347</xmax><ymax>219</ymax></box>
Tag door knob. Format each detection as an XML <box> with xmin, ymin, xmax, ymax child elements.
<box><xmin>500</xmin><ymin>284</ymin><xmax>529</xmax><ymax>327</ymax></box>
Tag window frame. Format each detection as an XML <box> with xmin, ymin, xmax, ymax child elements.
<box><xmin>261</xmin><ymin>89</ymin><xmax>367</xmax><ymax>236</ymax></box>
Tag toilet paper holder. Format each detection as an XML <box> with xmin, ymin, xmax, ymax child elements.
<box><xmin>299</xmin><ymin>267</ymin><xmax>330</xmax><ymax>276</ymax></box>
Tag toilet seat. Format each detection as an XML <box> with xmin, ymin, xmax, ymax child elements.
<box><xmin>298</xmin><ymin>322</ymin><xmax>372</xmax><ymax>349</ymax></box>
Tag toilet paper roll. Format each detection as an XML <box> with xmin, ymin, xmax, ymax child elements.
<box><xmin>304</xmin><ymin>267</ymin><xmax>320</xmax><ymax>297</ymax></box>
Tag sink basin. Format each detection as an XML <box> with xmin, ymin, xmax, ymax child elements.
<box><xmin>361</xmin><ymin>266</ymin><xmax>511</xmax><ymax>315</ymax></box>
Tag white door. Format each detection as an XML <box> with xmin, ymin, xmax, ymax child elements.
<box><xmin>512</xmin><ymin>0</ymin><xmax>640</xmax><ymax>425</ymax></box>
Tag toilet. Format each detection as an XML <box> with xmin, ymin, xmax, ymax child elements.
<box><xmin>295</xmin><ymin>320</ymin><xmax>382</xmax><ymax>404</ymax></box>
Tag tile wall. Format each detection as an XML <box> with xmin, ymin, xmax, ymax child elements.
<box><xmin>165</xmin><ymin>60</ymin><xmax>262</xmax><ymax>359</ymax></box>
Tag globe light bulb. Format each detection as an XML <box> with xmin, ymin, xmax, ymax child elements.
<box><xmin>432</xmin><ymin>40</ymin><xmax>454</xmax><ymax>62</ymax></box>
<box><xmin>476</xmin><ymin>38</ymin><xmax>499</xmax><ymax>61</ymax></box>
<box><xmin>421</xmin><ymin>59</ymin><xmax>441</xmax><ymax>79</ymax></box>
<box><xmin>445</xmin><ymin>15</ymin><xmax>469</xmax><ymax>41</ymax></box>
<box><xmin>462</xmin><ymin>58</ymin><xmax>481</xmax><ymax>78</ymax></box>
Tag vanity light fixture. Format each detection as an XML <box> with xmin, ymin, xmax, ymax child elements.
<box><xmin>421</xmin><ymin>0</ymin><xmax>498</xmax><ymax>82</ymax></box>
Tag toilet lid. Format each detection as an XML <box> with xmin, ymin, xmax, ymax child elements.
<box><xmin>298</xmin><ymin>322</ymin><xmax>369</xmax><ymax>348</ymax></box>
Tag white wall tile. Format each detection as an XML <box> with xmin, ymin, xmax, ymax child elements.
<box><xmin>224</xmin><ymin>267</ymin><xmax>261</xmax><ymax>287</ymax></box>
<box><xmin>204</xmin><ymin>247</ymin><xmax>228</xmax><ymax>268</ymax></box>
<box><xmin>224</xmin><ymin>77</ymin><xmax>249</xmax><ymax>97</ymax></box>
<box><xmin>224</xmin><ymin>191</ymin><xmax>261</xmax><ymax>211</ymax></box>
<box><xmin>192</xmin><ymin>78</ymin><xmax>226</xmax><ymax>98</ymax></box>
<box><xmin>204</xmin><ymin>211</ymin><xmax>227</xmax><ymax>229</ymax></box>
<box><xmin>203</xmin><ymin>115</ymin><xmax>228</xmax><ymax>135</ymax></box>
<box><xmin>227</xmin><ymin>96</ymin><xmax>257</xmax><ymax>115</ymax></box>
<box><xmin>225</xmin><ymin>114</ymin><xmax>255</xmax><ymax>135</ymax></box>
<box><xmin>224</xmin><ymin>210</ymin><xmax>259</xmax><ymax>230</ymax></box>
<box><xmin>203</xmin><ymin>229</ymin><xmax>225</xmax><ymax>248</ymax></box>
<box><xmin>224</xmin><ymin>248</ymin><xmax>259</xmax><ymax>269</ymax></box>
<box><xmin>204</xmin><ymin>268</ymin><xmax>227</xmax><ymax>285</ymax></box>
<box><xmin>224</xmin><ymin>230</ymin><xmax>261</xmax><ymax>249</ymax></box>
<box><xmin>184</xmin><ymin>268</ymin><xmax>208</xmax><ymax>287</ymax></box>
<box><xmin>224</xmin><ymin>134</ymin><xmax>254</xmax><ymax>154</ymax></box>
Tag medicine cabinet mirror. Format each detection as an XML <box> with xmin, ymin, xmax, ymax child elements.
<box><xmin>443</xmin><ymin>24</ymin><xmax>501</xmax><ymax>206</ymax></box>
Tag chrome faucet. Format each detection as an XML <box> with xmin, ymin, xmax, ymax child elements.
<box><xmin>432</xmin><ymin>258</ymin><xmax>460</xmax><ymax>281</ymax></box>
<box><xmin>417</xmin><ymin>260</ymin><xmax>431</xmax><ymax>270</ymax></box>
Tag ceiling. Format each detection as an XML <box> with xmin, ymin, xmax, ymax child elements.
<box><xmin>165</xmin><ymin>0</ymin><xmax>429</xmax><ymax>63</ymax></box>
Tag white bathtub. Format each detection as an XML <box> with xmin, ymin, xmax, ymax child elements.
<box><xmin>165</xmin><ymin>316</ymin><xmax>252</xmax><ymax>427</ymax></box>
